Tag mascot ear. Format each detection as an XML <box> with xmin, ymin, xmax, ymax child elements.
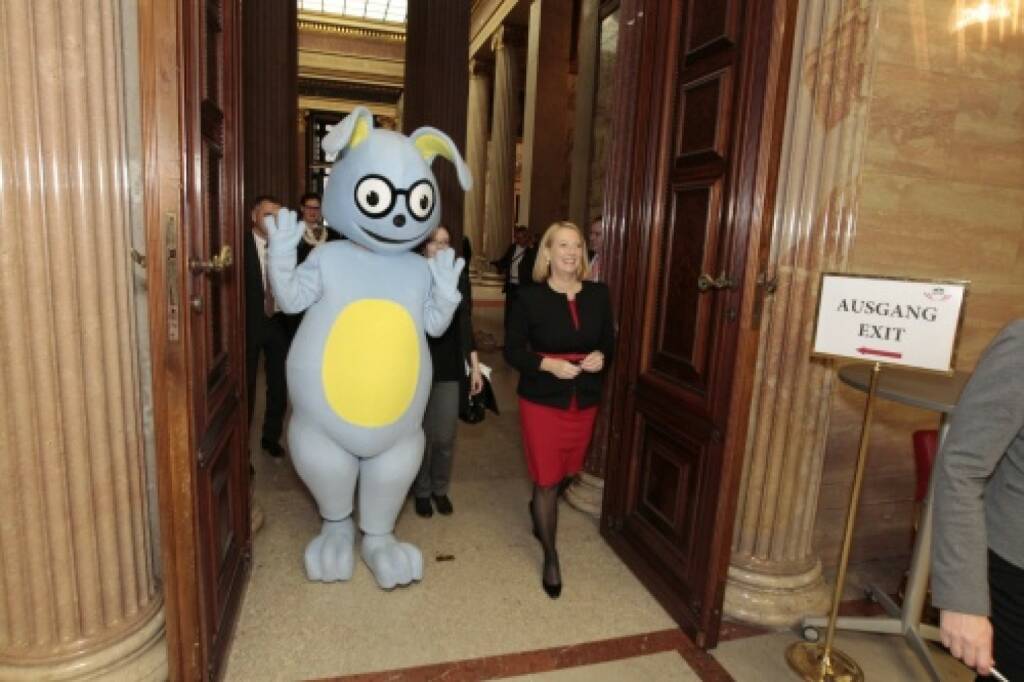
<box><xmin>409</xmin><ymin>127</ymin><xmax>473</xmax><ymax>191</ymax></box>
<box><xmin>322</xmin><ymin>107</ymin><xmax>375</xmax><ymax>161</ymax></box>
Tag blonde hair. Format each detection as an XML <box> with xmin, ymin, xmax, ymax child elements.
<box><xmin>532</xmin><ymin>220</ymin><xmax>591</xmax><ymax>282</ymax></box>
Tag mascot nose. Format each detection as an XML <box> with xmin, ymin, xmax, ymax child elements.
<box><xmin>392</xmin><ymin>214</ymin><xmax>406</xmax><ymax>228</ymax></box>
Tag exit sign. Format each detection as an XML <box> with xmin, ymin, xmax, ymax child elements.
<box><xmin>812</xmin><ymin>273</ymin><xmax>969</xmax><ymax>373</ymax></box>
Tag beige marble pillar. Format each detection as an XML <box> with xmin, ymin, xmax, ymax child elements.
<box><xmin>0</xmin><ymin>1</ymin><xmax>166</xmax><ymax>678</ymax></box>
<box><xmin>483</xmin><ymin>25</ymin><xmax>523</xmax><ymax>264</ymax></box>
<box><xmin>464</xmin><ymin>59</ymin><xmax>492</xmax><ymax>270</ymax></box>
<box><xmin>723</xmin><ymin>0</ymin><xmax>880</xmax><ymax>626</ymax></box>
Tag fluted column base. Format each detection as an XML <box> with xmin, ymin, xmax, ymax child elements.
<box><xmin>565</xmin><ymin>472</ymin><xmax>603</xmax><ymax>517</ymax></box>
<box><xmin>723</xmin><ymin>558</ymin><xmax>831</xmax><ymax>627</ymax></box>
<box><xmin>0</xmin><ymin>603</ymin><xmax>166</xmax><ymax>682</ymax></box>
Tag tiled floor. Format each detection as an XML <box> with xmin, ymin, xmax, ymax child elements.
<box><xmin>226</xmin><ymin>299</ymin><xmax>973</xmax><ymax>681</ymax></box>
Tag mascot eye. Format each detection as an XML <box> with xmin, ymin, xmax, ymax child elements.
<box><xmin>407</xmin><ymin>180</ymin><xmax>435</xmax><ymax>221</ymax></box>
<box><xmin>354</xmin><ymin>176</ymin><xmax>395</xmax><ymax>218</ymax></box>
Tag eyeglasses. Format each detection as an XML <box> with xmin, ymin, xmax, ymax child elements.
<box><xmin>302</xmin><ymin>204</ymin><xmax>321</xmax><ymax>210</ymax></box>
<box><xmin>353</xmin><ymin>174</ymin><xmax>436</xmax><ymax>222</ymax></box>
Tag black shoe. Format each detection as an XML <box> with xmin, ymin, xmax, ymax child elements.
<box><xmin>414</xmin><ymin>497</ymin><xmax>433</xmax><ymax>518</ymax></box>
<box><xmin>432</xmin><ymin>494</ymin><xmax>453</xmax><ymax>515</ymax></box>
<box><xmin>261</xmin><ymin>439</ymin><xmax>285</xmax><ymax>458</ymax></box>
<box><xmin>542</xmin><ymin>554</ymin><xmax>561</xmax><ymax>599</ymax></box>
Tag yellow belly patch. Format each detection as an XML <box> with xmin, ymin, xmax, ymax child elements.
<box><xmin>322</xmin><ymin>299</ymin><xmax>419</xmax><ymax>427</ymax></box>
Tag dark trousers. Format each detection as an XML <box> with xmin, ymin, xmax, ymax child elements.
<box><xmin>503</xmin><ymin>283</ymin><xmax>520</xmax><ymax>332</ymax></box>
<box><xmin>246</xmin><ymin>313</ymin><xmax>290</xmax><ymax>445</ymax></box>
<box><xmin>981</xmin><ymin>549</ymin><xmax>1024</xmax><ymax>681</ymax></box>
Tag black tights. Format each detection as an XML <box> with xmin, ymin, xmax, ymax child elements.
<box><xmin>530</xmin><ymin>481</ymin><xmax>567</xmax><ymax>586</ymax></box>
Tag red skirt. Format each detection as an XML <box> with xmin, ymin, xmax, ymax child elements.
<box><xmin>518</xmin><ymin>396</ymin><xmax>598</xmax><ymax>487</ymax></box>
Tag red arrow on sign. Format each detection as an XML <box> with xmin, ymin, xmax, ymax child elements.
<box><xmin>857</xmin><ymin>347</ymin><xmax>902</xmax><ymax>359</ymax></box>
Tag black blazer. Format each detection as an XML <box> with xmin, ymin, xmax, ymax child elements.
<box><xmin>296</xmin><ymin>225</ymin><xmax>342</xmax><ymax>265</ymax></box>
<box><xmin>492</xmin><ymin>244</ymin><xmax>537</xmax><ymax>293</ymax></box>
<box><xmin>504</xmin><ymin>281</ymin><xmax>615</xmax><ymax>409</ymax></box>
<box><xmin>244</xmin><ymin>228</ymin><xmax>272</xmax><ymax>342</ymax></box>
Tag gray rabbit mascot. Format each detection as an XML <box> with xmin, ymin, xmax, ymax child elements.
<box><xmin>264</xmin><ymin>107</ymin><xmax>470</xmax><ymax>589</ymax></box>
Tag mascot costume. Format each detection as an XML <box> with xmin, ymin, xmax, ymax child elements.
<box><xmin>264</xmin><ymin>107</ymin><xmax>470</xmax><ymax>589</ymax></box>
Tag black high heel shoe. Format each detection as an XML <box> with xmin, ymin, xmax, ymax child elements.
<box><xmin>541</xmin><ymin>555</ymin><xmax>562</xmax><ymax>599</ymax></box>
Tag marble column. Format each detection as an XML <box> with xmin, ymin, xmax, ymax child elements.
<box><xmin>723</xmin><ymin>0</ymin><xmax>880</xmax><ymax>626</ymax></box>
<box><xmin>567</xmin><ymin>0</ymin><xmax>601</xmax><ymax>230</ymax></box>
<box><xmin>0</xmin><ymin>1</ymin><xmax>166</xmax><ymax>678</ymax></box>
<box><xmin>483</xmin><ymin>25</ymin><xmax>524</xmax><ymax>264</ymax></box>
<box><xmin>520</xmin><ymin>0</ymin><xmax>572</xmax><ymax>235</ymax></box>
<box><xmin>464</xmin><ymin>58</ymin><xmax>492</xmax><ymax>269</ymax></box>
<box><xmin>404</xmin><ymin>0</ymin><xmax>470</xmax><ymax>244</ymax></box>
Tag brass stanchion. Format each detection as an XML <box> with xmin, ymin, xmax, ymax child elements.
<box><xmin>786</xmin><ymin>362</ymin><xmax>882</xmax><ymax>681</ymax></box>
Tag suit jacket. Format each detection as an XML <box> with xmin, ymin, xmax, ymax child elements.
<box><xmin>492</xmin><ymin>244</ymin><xmax>537</xmax><ymax>293</ymax></box>
<box><xmin>244</xmin><ymin>228</ymin><xmax>281</xmax><ymax>343</ymax></box>
<box><xmin>932</xmin><ymin>319</ymin><xmax>1024</xmax><ymax>616</ymax></box>
<box><xmin>296</xmin><ymin>225</ymin><xmax>342</xmax><ymax>265</ymax></box>
<box><xmin>503</xmin><ymin>281</ymin><xmax>615</xmax><ymax>409</ymax></box>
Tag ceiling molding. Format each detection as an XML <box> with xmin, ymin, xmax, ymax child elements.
<box><xmin>298</xmin><ymin>51</ymin><xmax>405</xmax><ymax>86</ymax></box>
<box><xmin>298</xmin><ymin>11</ymin><xmax>406</xmax><ymax>41</ymax></box>
<box><xmin>299</xmin><ymin>96</ymin><xmax>398</xmax><ymax>117</ymax></box>
<box><xmin>298</xmin><ymin>78</ymin><xmax>402</xmax><ymax>104</ymax></box>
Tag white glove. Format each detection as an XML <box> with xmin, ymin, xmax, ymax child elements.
<box><xmin>264</xmin><ymin>207</ymin><xmax>304</xmax><ymax>254</ymax></box>
<box><xmin>427</xmin><ymin>248</ymin><xmax>465</xmax><ymax>301</ymax></box>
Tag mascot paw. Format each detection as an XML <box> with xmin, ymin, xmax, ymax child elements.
<box><xmin>427</xmin><ymin>248</ymin><xmax>465</xmax><ymax>299</ymax></box>
<box><xmin>304</xmin><ymin>518</ymin><xmax>356</xmax><ymax>582</ymax></box>
<box><xmin>360</xmin><ymin>533</ymin><xmax>423</xmax><ymax>589</ymax></box>
<box><xmin>265</xmin><ymin>207</ymin><xmax>305</xmax><ymax>252</ymax></box>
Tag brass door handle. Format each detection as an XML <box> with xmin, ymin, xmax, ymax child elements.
<box><xmin>190</xmin><ymin>245</ymin><xmax>233</xmax><ymax>274</ymax></box>
<box><xmin>697</xmin><ymin>271</ymin><xmax>734</xmax><ymax>292</ymax></box>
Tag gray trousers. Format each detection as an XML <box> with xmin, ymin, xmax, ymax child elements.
<box><xmin>414</xmin><ymin>380</ymin><xmax>460</xmax><ymax>498</ymax></box>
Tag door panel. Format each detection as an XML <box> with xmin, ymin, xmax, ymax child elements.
<box><xmin>602</xmin><ymin>0</ymin><xmax>790</xmax><ymax>649</ymax></box>
<box><xmin>185</xmin><ymin>0</ymin><xmax>249</xmax><ymax>678</ymax></box>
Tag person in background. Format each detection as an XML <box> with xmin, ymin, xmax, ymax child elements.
<box><xmin>296</xmin><ymin>191</ymin><xmax>340</xmax><ymax>264</ymax></box>
<box><xmin>413</xmin><ymin>225</ymin><xmax>484</xmax><ymax>517</ymax></box>
<box><xmin>587</xmin><ymin>215</ymin><xmax>604</xmax><ymax>282</ymax></box>
<box><xmin>932</xmin><ymin>319</ymin><xmax>1024</xmax><ymax>680</ymax></box>
<box><xmin>491</xmin><ymin>226</ymin><xmax>536</xmax><ymax>331</ymax></box>
<box><xmin>504</xmin><ymin>220</ymin><xmax>615</xmax><ymax>599</ymax></box>
<box><xmin>245</xmin><ymin>194</ymin><xmax>289</xmax><ymax>458</ymax></box>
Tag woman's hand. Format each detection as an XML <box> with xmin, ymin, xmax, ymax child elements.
<box><xmin>540</xmin><ymin>357</ymin><xmax>582</xmax><ymax>380</ymax></box>
<box><xmin>470</xmin><ymin>367</ymin><xmax>484</xmax><ymax>395</ymax></box>
<box><xmin>580</xmin><ymin>351</ymin><xmax>605</xmax><ymax>373</ymax></box>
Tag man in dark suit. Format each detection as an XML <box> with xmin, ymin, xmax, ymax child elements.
<box><xmin>245</xmin><ymin>195</ymin><xmax>289</xmax><ymax>458</ymax></box>
<box><xmin>491</xmin><ymin>225</ymin><xmax>536</xmax><ymax>331</ymax></box>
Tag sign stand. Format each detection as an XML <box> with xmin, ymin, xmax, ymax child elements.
<box><xmin>786</xmin><ymin>362</ymin><xmax>880</xmax><ymax>682</ymax></box>
<box><xmin>784</xmin><ymin>272</ymin><xmax>968</xmax><ymax>681</ymax></box>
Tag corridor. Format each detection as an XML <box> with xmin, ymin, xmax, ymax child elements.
<box><xmin>225</xmin><ymin>302</ymin><xmax>971</xmax><ymax>681</ymax></box>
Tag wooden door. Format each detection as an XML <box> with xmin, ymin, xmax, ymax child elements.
<box><xmin>601</xmin><ymin>0</ymin><xmax>792</xmax><ymax>648</ymax></box>
<box><xmin>141</xmin><ymin>0</ymin><xmax>249</xmax><ymax>679</ymax></box>
<box><xmin>184</xmin><ymin>0</ymin><xmax>250</xmax><ymax>678</ymax></box>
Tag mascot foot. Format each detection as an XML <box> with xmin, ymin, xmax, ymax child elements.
<box><xmin>304</xmin><ymin>518</ymin><xmax>356</xmax><ymax>582</ymax></box>
<box><xmin>361</xmin><ymin>533</ymin><xmax>423</xmax><ymax>589</ymax></box>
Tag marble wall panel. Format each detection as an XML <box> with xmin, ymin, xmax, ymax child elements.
<box><xmin>815</xmin><ymin>0</ymin><xmax>1024</xmax><ymax>567</ymax></box>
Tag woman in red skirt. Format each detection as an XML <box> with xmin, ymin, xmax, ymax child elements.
<box><xmin>504</xmin><ymin>220</ymin><xmax>615</xmax><ymax>598</ymax></box>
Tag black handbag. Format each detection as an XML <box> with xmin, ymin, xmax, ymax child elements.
<box><xmin>459</xmin><ymin>372</ymin><xmax>499</xmax><ymax>424</ymax></box>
